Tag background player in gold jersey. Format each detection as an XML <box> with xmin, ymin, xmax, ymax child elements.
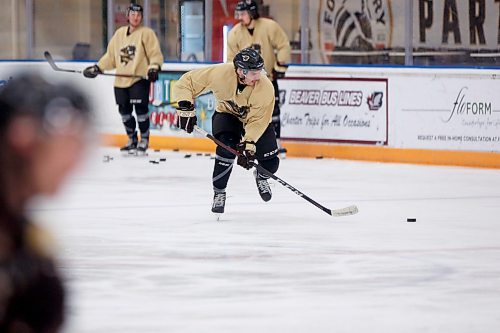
<box><xmin>84</xmin><ymin>3</ymin><xmax>163</xmax><ymax>154</ymax></box>
<box><xmin>228</xmin><ymin>0</ymin><xmax>291</xmax><ymax>155</ymax></box>
<box><xmin>173</xmin><ymin>48</ymin><xmax>279</xmax><ymax>215</ymax></box>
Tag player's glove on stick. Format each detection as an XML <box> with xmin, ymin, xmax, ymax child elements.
<box><xmin>272</xmin><ymin>62</ymin><xmax>288</xmax><ymax>80</ymax></box>
<box><xmin>236</xmin><ymin>140</ymin><xmax>256</xmax><ymax>169</ymax></box>
<box><xmin>83</xmin><ymin>65</ymin><xmax>102</xmax><ymax>78</ymax></box>
<box><xmin>176</xmin><ymin>100</ymin><xmax>197</xmax><ymax>133</ymax></box>
<box><xmin>147</xmin><ymin>68</ymin><xmax>159</xmax><ymax>82</ymax></box>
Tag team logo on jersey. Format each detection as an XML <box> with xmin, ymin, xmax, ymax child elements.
<box><xmin>222</xmin><ymin>100</ymin><xmax>249</xmax><ymax>118</ymax></box>
<box><xmin>120</xmin><ymin>45</ymin><xmax>136</xmax><ymax>65</ymax></box>
<box><xmin>319</xmin><ymin>0</ymin><xmax>392</xmax><ymax>62</ymax></box>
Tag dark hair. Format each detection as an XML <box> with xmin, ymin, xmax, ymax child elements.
<box><xmin>0</xmin><ymin>72</ymin><xmax>91</xmax><ymax>132</ymax></box>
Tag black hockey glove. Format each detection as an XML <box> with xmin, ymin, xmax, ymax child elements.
<box><xmin>147</xmin><ymin>68</ymin><xmax>159</xmax><ymax>82</ymax></box>
<box><xmin>272</xmin><ymin>69</ymin><xmax>286</xmax><ymax>80</ymax></box>
<box><xmin>272</xmin><ymin>62</ymin><xmax>288</xmax><ymax>80</ymax></box>
<box><xmin>176</xmin><ymin>100</ymin><xmax>197</xmax><ymax>134</ymax></box>
<box><xmin>236</xmin><ymin>140</ymin><xmax>256</xmax><ymax>169</ymax></box>
<box><xmin>83</xmin><ymin>65</ymin><xmax>102</xmax><ymax>78</ymax></box>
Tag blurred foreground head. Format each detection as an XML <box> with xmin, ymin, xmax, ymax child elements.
<box><xmin>0</xmin><ymin>72</ymin><xmax>92</xmax><ymax>214</ymax></box>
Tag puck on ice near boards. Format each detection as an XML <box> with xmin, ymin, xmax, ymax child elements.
<box><xmin>406</xmin><ymin>218</ymin><xmax>416</xmax><ymax>222</ymax></box>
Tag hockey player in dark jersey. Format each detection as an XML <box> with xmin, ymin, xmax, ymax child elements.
<box><xmin>228</xmin><ymin>0</ymin><xmax>291</xmax><ymax>156</ymax></box>
<box><xmin>84</xmin><ymin>3</ymin><xmax>163</xmax><ymax>154</ymax></box>
<box><xmin>0</xmin><ymin>72</ymin><xmax>92</xmax><ymax>332</ymax></box>
<box><xmin>173</xmin><ymin>48</ymin><xmax>279</xmax><ymax>216</ymax></box>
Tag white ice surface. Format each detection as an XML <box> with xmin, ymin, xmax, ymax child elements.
<box><xmin>31</xmin><ymin>147</ymin><xmax>500</xmax><ymax>333</ymax></box>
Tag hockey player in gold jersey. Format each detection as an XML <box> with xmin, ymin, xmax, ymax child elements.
<box><xmin>84</xmin><ymin>3</ymin><xmax>163</xmax><ymax>154</ymax></box>
<box><xmin>227</xmin><ymin>0</ymin><xmax>291</xmax><ymax>155</ymax></box>
<box><xmin>173</xmin><ymin>48</ymin><xmax>280</xmax><ymax>215</ymax></box>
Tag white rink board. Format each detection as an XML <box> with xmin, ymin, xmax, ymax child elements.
<box><xmin>391</xmin><ymin>76</ymin><xmax>500</xmax><ymax>151</ymax></box>
<box><xmin>1</xmin><ymin>61</ymin><xmax>500</xmax><ymax>152</ymax></box>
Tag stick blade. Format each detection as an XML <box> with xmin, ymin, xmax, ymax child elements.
<box><xmin>330</xmin><ymin>205</ymin><xmax>358</xmax><ymax>217</ymax></box>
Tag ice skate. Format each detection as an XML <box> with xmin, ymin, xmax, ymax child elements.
<box><xmin>120</xmin><ymin>134</ymin><xmax>138</xmax><ymax>155</ymax></box>
<box><xmin>211</xmin><ymin>190</ymin><xmax>226</xmax><ymax>220</ymax></box>
<box><xmin>253</xmin><ymin>169</ymin><xmax>272</xmax><ymax>202</ymax></box>
<box><xmin>137</xmin><ymin>137</ymin><xmax>149</xmax><ymax>156</ymax></box>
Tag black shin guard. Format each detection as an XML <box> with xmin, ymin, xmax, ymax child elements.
<box><xmin>212</xmin><ymin>155</ymin><xmax>234</xmax><ymax>191</ymax></box>
<box><xmin>135</xmin><ymin>104</ymin><xmax>150</xmax><ymax>137</ymax></box>
<box><xmin>118</xmin><ymin>104</ymin><xmax>137</xmax><ymax>136</ymax></box>
<box><xmin>212</xmin><ymin>133</ymin><xmax>238</xmax><ymax>190</ymax></box>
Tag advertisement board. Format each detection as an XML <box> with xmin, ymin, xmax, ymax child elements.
<box><xmin>394</xmin><ymin>76</ymin><xmax>500</xmax><ymax>152</ymax></box>
<box><xmin>279</xmin><ymin>77</ymin><xmax>388</xmax><ymax>144</ymax></box>
<box><xmin>1</xmin><ymin>61</ymin><xmax>499</xmax><ymax>164</ymax></box>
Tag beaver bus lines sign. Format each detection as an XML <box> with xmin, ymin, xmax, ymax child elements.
<box><xmin>279</xmin><ymin>77</ymin><xmax>388</xmax><ymax>145</ymax></box>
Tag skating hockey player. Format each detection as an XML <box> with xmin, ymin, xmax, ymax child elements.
<box><xmin>84</xmin><ymin>3</ymin><xmax>163</xmax><ymax>154</ymax></box>
<box><xmin>173</xmin><ymin>48</ymin><xmax>280</xmax><ymax>216</ymax></box>
<box><xmin>227</xmin><ymin>0</ymin><xmax>291</xmax><ymax>156</ymax></box>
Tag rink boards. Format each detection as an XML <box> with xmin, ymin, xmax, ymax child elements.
<box><xmin>1</xmin><ymin>61</ymin><xmax>499</xmax><ymax>168</ymax></box>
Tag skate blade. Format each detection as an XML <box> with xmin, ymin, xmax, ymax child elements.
<box><xmin>214</xmin><ymin>213</ymin><xmax>223</xmax><ymax>221</ymax></box>
<box><xmin>136</xmin><ymin>150</ymin><xmax>148</xmax><ymax>157</ymax></box>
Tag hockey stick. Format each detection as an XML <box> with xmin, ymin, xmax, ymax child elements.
<box><xmin>44</xmin><ymin>51</ymin><xmax>146</xmax><ymax>79</ymax></box>
<box><xmin>193</xmin><ymin>126</ymin><xmax>358</xmax><ymax>217</ymax></box>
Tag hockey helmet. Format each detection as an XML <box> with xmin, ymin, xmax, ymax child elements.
<box><xmin>127</xmin><ymin>3</ymin><xmax>143</xmax><ymax>15</ymax></box>
<box><xmin>235</xmin><ymin>0</ymin><xmax>260</xmax><ymax>20</ymax></box>
<box><xmin>233</xmin><ymin>48</ymin><xmax>264</xmax><ymax>73</ymax></box>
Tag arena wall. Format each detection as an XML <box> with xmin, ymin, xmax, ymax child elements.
<box><xmin>1</xmin><ymin>61</ymin><xmax>499</xmax><ymax>168</ymax></box>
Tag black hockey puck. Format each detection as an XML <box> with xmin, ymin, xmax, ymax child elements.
<box><xmin>184</xmin><ymin>154</ymin><xmax>191</xmax><ymax>158</ymax></box>
<box><xmin>159</xmin><ymin>158</ymin><xmax>167</xmax><ymax>162</ymax></box>
<box><xmin>406</xmin><ymin>218</ymin><xmax>416</xmax><ymax>222</ymax></box>
<box><xmin>149</xmin><ymin>160</ymin><xmax>159</xmax><ymax>164</ymax></box>
<box><xmin>316</xmin><ymin>156</ymin><xmax>324</xmax><ymax>159</ymax></box>
<box><xmin>196</xmin><ymin>153</ymin><xmax>203</xmax><ymax>156</ymax></box>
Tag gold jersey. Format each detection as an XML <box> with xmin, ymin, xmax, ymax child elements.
<box><xmin>227</xmin><ymin>18</ymin><xmax>291</xmax><ymax>77</ymax></box>
<box><xmin>173</xmin><ymin>63</ymin><xmax>275</xmax><ymax>143</ymax></box>
<box><xmin>98</xmin><ymin>26</ymin><xmax>163</xmax><ymax>88</ymax></box>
